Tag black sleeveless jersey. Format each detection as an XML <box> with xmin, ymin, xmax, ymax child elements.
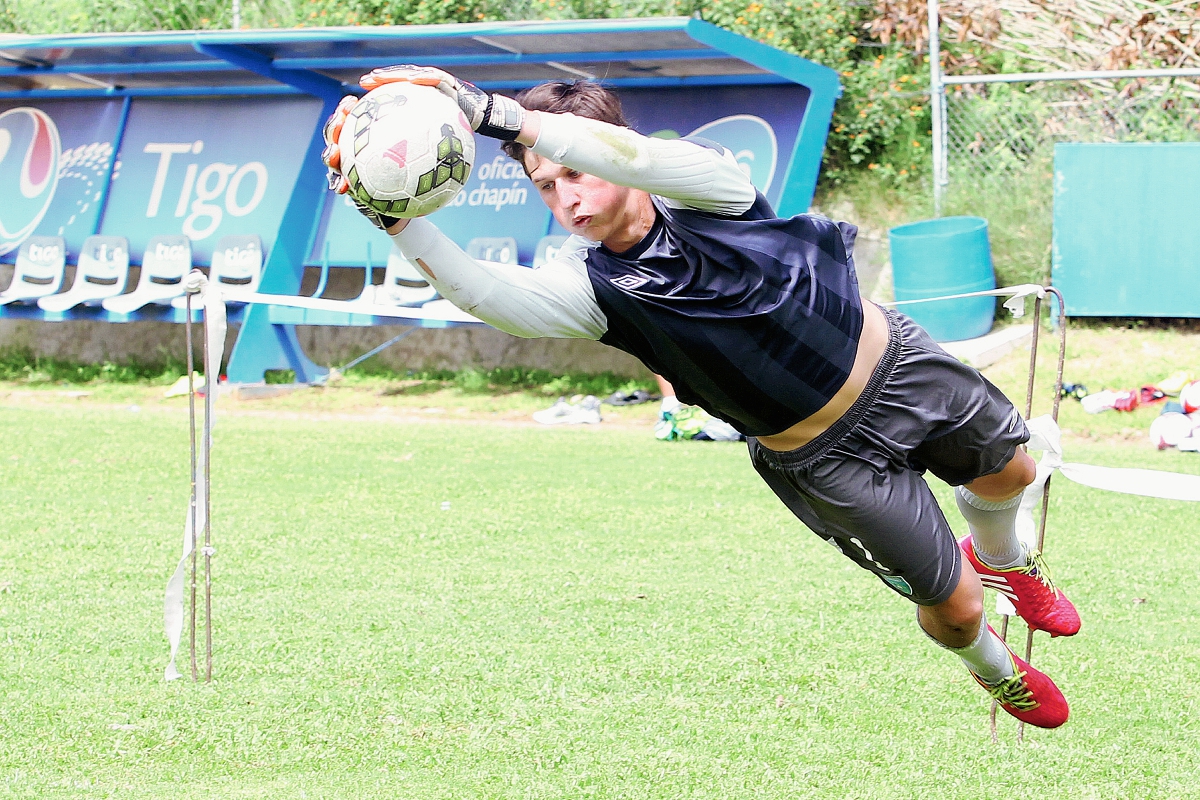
<box><xmin>586</xmin><ymin>193</ymin><xmax>864</xmax><ymax>437</ymax></box>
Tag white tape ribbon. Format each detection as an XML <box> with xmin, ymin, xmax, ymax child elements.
<box><xmin>1026</xmin><ymin>415</ymin><xmax>1200</xmax><ymax>503</ymax></box>
<box><xmin>230</xmin><ymin>289</ymin><xmax>482</xmax><ymax>325</ymax></box>
<box><xmin>164</xmin><ymin>272</ymin><xmax>226</xmax><ymax>681</ymax></box>
<box><xmin>883</xmin><ymin>283</ymin><xmax>1048</xmax><ymax>318</ymax></box>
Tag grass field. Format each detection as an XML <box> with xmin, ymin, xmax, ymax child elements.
<box><xmin>2</xmin><ymin>325</ymin><xmax>1199</xmax><ymax>798</ymax></box>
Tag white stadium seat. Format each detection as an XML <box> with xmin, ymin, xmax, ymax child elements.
<box><xmin>37</xmin><ymin>235</ymin><xmax>130</xmax><ymax>312</ymax></box>
<box><xmin>172</xmin><ymin>234</ymin><xmax>264</xmax><ymax>307</ymax></box>
<box><xmin>102</xmin><ymin>234</ymin><xmax>192</xmax><ymax>313</ymax></box>
<box><xmin>466</xmin><ymin>236</ymin><xmax>519</xmax><ymax>265</ymax></box>
<box><xmin>0</xmin><ymin>236</ymin><xmax>67</xmax><ymax>306</ymax></box>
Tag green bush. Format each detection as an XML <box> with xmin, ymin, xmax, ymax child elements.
<box><xmin>338</xmin><ymin>361</ymin><xmax>655</xmax><ymax>397</ymax></box>
<box><xmin>691</xmin><ymin>0</ymin><xmax>930</xmax><ymax>183</ymax></box>
<box><xmin>0</xmin><ymin>347</ymin><xmax>187</xmax><ymax>384</ymax></box>
<box><xmin>7</xmin><ymin>0</ymin><xmax>297</xmax><ymax>32</ymax></box>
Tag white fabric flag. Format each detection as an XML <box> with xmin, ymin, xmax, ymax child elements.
<box><xmin>1025</xmin><ymin>415</ymin><xmax>1200</xmax><ymax>503</ymax></box>
<box><xmin>164</xmin><ymin>272</ymin><xmax>226</xmax><ymax>681</ymax></box>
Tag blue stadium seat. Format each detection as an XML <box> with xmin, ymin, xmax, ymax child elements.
<box><xmin>172</xmin><ymin>234</ymin><xmax>263</xmax><ymax>307</ymax></box>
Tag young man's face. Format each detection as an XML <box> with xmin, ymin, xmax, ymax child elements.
<box><xmin>524</xmin><ymin>153</ymin><xmax>639</xmax><ymax>246</ymax></box>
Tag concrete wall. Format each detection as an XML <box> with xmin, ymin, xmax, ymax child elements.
<box><xmin>0</xmin><ymin>317</ymin><xmax>652</xmax><ymax>377</ymax></box>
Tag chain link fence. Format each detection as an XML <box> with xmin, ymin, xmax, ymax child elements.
<box><xmin>944</xmin><ymin>75</ymin><xmax>1200</xmax><ymax>186</ymax></box>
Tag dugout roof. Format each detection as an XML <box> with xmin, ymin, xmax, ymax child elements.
<box><xmin>0</xmin><ymin>18</ymin><xmax>839</xmax><ymax>99</ymax></box>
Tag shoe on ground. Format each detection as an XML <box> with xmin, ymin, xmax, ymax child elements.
<box><xmin>696</xmin><ymin>416</ymin><xmax>745</xmax><ymax>442</ymax></box>
<box><xmin>1157</xmin><ymin>370</ymin><xmax>1195</xmax><ymax>396</ymax></box>
<box><xmin>532</xmin><ymin>395</ymin><xmax>601</xmax><ymax>425</ymax></box>
<box><xmin>971</xmin><ymin>626</ymin><xmax>1069</xmax><ymax>729</ymax></box>
<box><xmin>164</xmin><ymin>372</ymin><xmax>205</xmax><ymax>398</ymax></box>
<box><xmin>960</xmin><ymin>534</ymin><xmax>1080</xmax><ymax>637</ymax></box>
<box><xmin>603</xmin><ymin>389</ymin><xmax>660</xmax><ymax>406</ymax></box>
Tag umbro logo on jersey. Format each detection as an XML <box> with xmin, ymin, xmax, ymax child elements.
<box><xmin>979</xmin><ymin>574</ymin><xmax>1018</xmax><ymax>601</ymax></box>
<box><xmin>610</xmin><ymin>274</ymin><xmax>649</xmax><ymax>290</ymax></box>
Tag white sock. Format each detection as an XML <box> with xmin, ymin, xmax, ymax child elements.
<box><xmin>660</xmin><ymin>395</ymin><xmax>682</xmax><ymax>414</ymax></box>
<box><xmin>948</xmin><ymin>615</ymin><xmax>1015</xmax><ymax>685</ymax></box>
<box><xmin>955</xmin><ymin>486</ymin><xmax>1024</xmax><ymax>568</ymax></box>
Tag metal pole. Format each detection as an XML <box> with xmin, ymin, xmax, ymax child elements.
<box><xmin>942</xmin><ymin>66</ymin><xmax>1200</xmax><ymax>85</ymax></box>
<box><xmin>185</xmin><ymin>294</ymin><xmax>199</xmax><ymax>683</ymax></box>
<box><xmin>1016</xmin><ymin>288</ymin><xmax>1068</xmax><ymax>744</ymax></box>
<box><xmin>928</xmin><ymin>0</ymin><xmax>946</xmax><ymax>216</ymax></box>
<box><xmin>991</xmin><ymin>293</ymin><xmax>1043</xmax><ymax>741</ymax></box>
<box><xmin>232</xmin><ymin>0</ymin><xmax>241</xmax><ymax>30</ymax></box>
<box><xmin>203</xmin><ymin>302</ymin><xmax>215</xmax><ymax>683</ymax></box>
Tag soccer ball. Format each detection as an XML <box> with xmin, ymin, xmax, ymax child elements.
<box><xmin>338</xmin><ymin>83</ymin><xmax>475</xmax><ymax>219</ymax></box>
<box><xmin>1181</xmin><ymin>380</ymin><xmax>1200</xmax><ymax>414</ymax></box>
<box><xmin>1149</xmin><ymin>412</ymin><xmax>1195</xmax><ymax>449</ymax></box>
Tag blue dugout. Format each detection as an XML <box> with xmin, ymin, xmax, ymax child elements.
<box><xmin>0</xmin><ymin>19</ymin><xmax>841</xmax><ymax>382</ymax></box>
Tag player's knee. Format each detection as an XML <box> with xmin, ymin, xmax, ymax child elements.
<box><xmin>926</xmin><ymin>574</ymin><xmax>984</xmax><ymax>632</ymax></box>
<box><xmin>1007</xmin><ymin>448</ymin><xmax>1037</xmax><ymax>490</ymax></box>
<box><xmin>966</xmin><ymin>448</ymin><xmax>1036</xmax><ymax>501</ymax></box>
<box><xmin>934</xmin><ymin>595</ymin><xmax>983</xmax><ymax>633</ymax></box>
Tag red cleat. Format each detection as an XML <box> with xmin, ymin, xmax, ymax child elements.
<box><xmin>960</xmin><ymin>535</ymin><xmax>1081</xmax><ymax>637</ymax></box>
<box><xmin>971</xmin><ymin>627</ymin><xmax>1069</xmax><ymax>729</ymax></box>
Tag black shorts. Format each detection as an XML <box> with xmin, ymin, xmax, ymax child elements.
<box><xmin>747</xmin><ymin>308</ymin><xmax>1030</xmax><ymax>606</ymax></box>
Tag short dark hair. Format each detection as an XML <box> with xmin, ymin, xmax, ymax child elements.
<box><xmin>500</xmin><ymin>80</ymin><xmax>629</xmax><ymax>167</ymax></box>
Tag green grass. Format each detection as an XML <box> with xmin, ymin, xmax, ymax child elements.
<box><xmin>0</xmin><ymin>346</ymin><xmax>655</xmax><ymax>403</ymax></box>
<box><xmin>2</xmin><ymin>362</ymin><xmax>1199</xmax><ymax>798</ymax></box>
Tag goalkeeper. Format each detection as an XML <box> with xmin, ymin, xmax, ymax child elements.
<box><xmin>322</xmin><ymin>68</ymin><xmax>1080</xmax><ymax>729</ymax></box>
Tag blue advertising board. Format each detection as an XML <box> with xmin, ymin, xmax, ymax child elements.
<box><xmin>0</xmin><ymin>99</ymin><xmax>125</xmax><ymax>261</ymax></box>
<box><xmin>310</xmin><ymin>83</ymin><xmax>812</xmax><ymax>268</ymax></box>
<box><xmin>99</xmin><ymin>96</ymin><xmax>324</xmax><ymax>265</ymax></box>
<box><xmin>1</xmin><ymin>96</ymin><xmax>323</xmax><ymax>267</ymax></box>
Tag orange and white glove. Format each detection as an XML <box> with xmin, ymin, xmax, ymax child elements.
<box><xmin>360</xmin><ymin>65</ymin><xmax>526</xmax><ymax>141</ymax></box>
<box><xmin>319</xmin><ymin>95</ymin><xmax>402</xmax><ymax>230</ymax></box>
<box><xmin>321</xmin><ymin>95</ymin><xmax>357</xmax><ymax>195</ymax></box>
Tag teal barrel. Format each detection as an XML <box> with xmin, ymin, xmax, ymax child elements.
<box><xmin>888</xmin><ymin>216</ymin><xmax>996</xmax><ymax>342</ymax></box>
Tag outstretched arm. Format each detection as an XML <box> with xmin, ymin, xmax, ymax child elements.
<box><xmin>320</xmin><ymin>84</ymin><xmax>606</xmax><ymax>341</ymax></box>
<box><xmin>518</xmin><ymin>111</ymin><xmax>757</xmax><ymax>216</ymax></box>
<box><xmin>346</xmin><ymin>66</ymin><xmax>757</xmax><ymax>225</ymax></box>
<box><xmin>390</xmin><ymin>222</ymin><xmax>606</xmax><ymax>341</ymax></box>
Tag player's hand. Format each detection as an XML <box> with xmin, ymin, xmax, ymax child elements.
<box><xmin>320</xmin><ymin>95</ymin><xmax>403</xmax><ymax>231</ymax></box>
<box><xmin>360</xmin><ymin>65</ymin><xmax>526</xmax><ymax>141</ymax></box>
<box><xmin>321</xmin><ymin>95</ymin><xmax>358</xmax><ymax>195</ymax></box>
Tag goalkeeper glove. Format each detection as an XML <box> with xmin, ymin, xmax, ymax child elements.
<box><xmin>320</xmin><ymin>95</ymin><xmax>402</xmax><ymax>231</ymax></box>
<box><xmin>360</xmin><ymin>65</ymin><xmax>526</xmax><ymax>142</ymax></box>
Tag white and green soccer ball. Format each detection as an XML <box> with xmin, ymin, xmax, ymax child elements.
<box><xmin>338</xmin><ymin>82</ymin><xmax>475</xmax><ymax>219</ymax></box>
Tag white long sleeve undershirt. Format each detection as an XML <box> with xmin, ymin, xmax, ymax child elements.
<box><xmin>529</xmin><ymin>112</ymin><xmax>758</xmax><ymax>216</ymax></box>
<box><xmin>390</xmin><ymin>112</ymin><xmax>758</xmax><ymax>339</ymax></box>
